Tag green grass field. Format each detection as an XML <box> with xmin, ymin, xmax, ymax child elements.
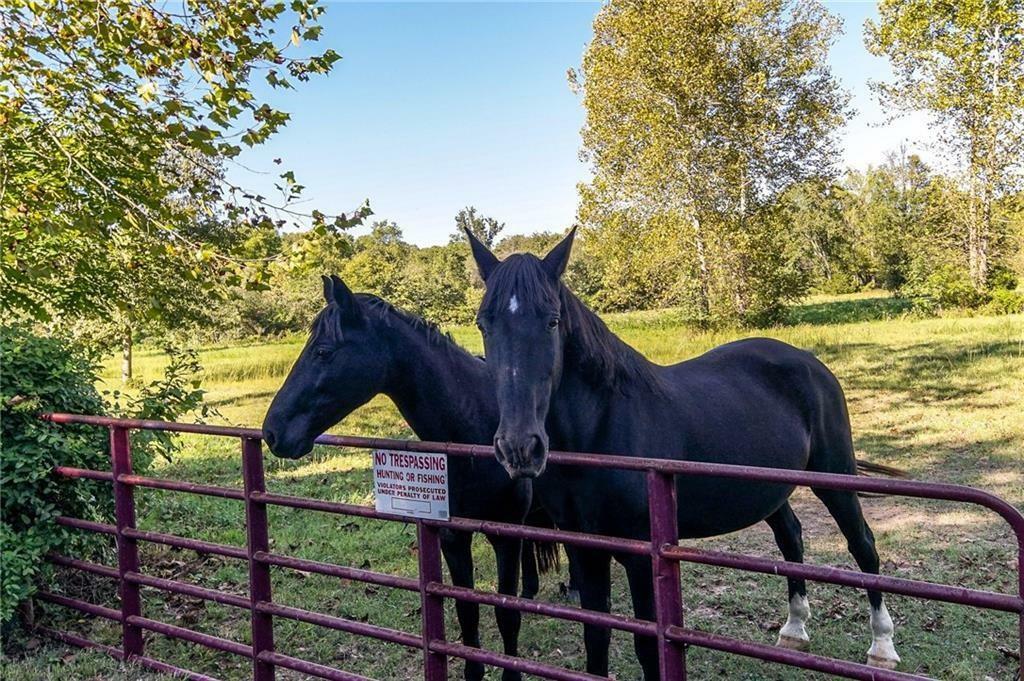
<box><xmin>3</xmin><ymin>293</ymin><xmax>1022</xmax><ymax>680</ymax></box>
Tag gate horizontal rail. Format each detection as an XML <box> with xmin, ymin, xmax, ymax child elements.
<box><xmin>35</xmin><ymin>413</ymin><xmax>1023</xmax><ymax>681</ymax></box>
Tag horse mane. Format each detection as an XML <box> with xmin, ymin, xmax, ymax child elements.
<box><xmin>481</xmin><ymin>254</ymin><xmax>661</xmax><ymax>394</ymax></box>
<box><xmin>361</xmin><ymin>293</ymin><xmax>479</xmax><ymax>358</ymax></box>
<box><xmin>558</xmin><ymin>286</ymin><xmax>663</xmax><ymax>394</ymax></box>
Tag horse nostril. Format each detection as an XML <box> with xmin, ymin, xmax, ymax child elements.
<box><xmin>263</xmin><ymin>429</ymin><xmax>277</xmax><ymax>450</ymax></box>
<box><xmin>494</xmin><ymin>436</ymin><xmax>510</xmax><ymax>462</ymax></box>
<box><xmin>527</xmin><ymin>435</ymin><xmax>544</xmax><ymax>462</ymax></box>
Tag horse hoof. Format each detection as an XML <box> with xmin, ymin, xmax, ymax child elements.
<box><xmin>776</xmin><ymin>634</ymin><xmax>810</xmax><ymax>651</ymax></box>
<box><xmin>867</xmin><ymin>654</ymin><xmax>900</xmax><ymax>670</ymax></box>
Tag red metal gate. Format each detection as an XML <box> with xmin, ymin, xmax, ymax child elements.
<box><xmin>35</xmin><ymin>413</ymin><xmax>1023</xmax><ymax>680</ymax></box>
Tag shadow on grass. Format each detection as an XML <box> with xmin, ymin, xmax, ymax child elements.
<box><xmin>206</xmin><ymin>389</ymin><xmax>278</xmax><ymax>409</ymax></box>
<box><xmin>786</xmin><ymin>295</ymin><xmax>914</xmax><ymax>327</ymax></box>
<box><xmin>816</xmin><ymin>339</ymin><xmax>1022</xmax><ymax>404</ymax></box>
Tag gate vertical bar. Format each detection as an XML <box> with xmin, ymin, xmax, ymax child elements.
<box><xmin>647</xmin><ymin>469</ymin><xmax>685</xmax><ymax>680</ymax></box>
<box><xmin>1018</xmin><ymin>532</ymin><xmax>1023</xmax><ymax>680</ymax></box>
<box><xmin>417</xmin><ymin>521</ymin><xmax>447</xmax><ymax>681</ymax></box>
<box><xmin>242</xmin><ymin>437</ymin><xmax>275</xmax><ymax>681</ymax></box>
<box><xmin>110</xmin><ymin>425</ymin><xmax>143</xmax><ymax>658</ymax></box>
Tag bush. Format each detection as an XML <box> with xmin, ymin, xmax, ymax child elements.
<box><xmin>814</xmin><ymin>270</ymin><xmax>863</xmax><ymax>295</ymax></box>
<box><xmin>983</xmin><ymin>288</ymin><xmax>1024</xmax><ymax>315</ymax></box>
<box><xmin>910</xmin><ymin>264</ymin><xmax>987</xmax><ymax>309</ymax></box>
<box><xmin>987</xmin><ymin>265</ymin><xmax>1019</xmax><ymax>292</ymax></box>
<box><xmin>0</xmin><ymin>326</ymin><xmax>111</xmax><ymax>625</ymax></box>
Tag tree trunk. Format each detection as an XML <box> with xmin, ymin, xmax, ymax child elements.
<box><xmin>967</xmin><ymin>190</ymin><xmax>990</xmax><ymax>291</ymax></box>
<box><xmin>693</xmin><ymin>221</ymin><xmax>711</xmax><ymax>318</ymax></box>
<box><xmin>121</xmin><ymin>323</ymin><xmax>133</xmax><ymax>383</ymax></box>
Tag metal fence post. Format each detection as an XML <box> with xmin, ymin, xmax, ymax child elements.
<box><xmin>242</xmin><ymin>437</ymin><xmax>275</xmax><ymax>681</ymax></box>
<box><xmin>110</xmin><ymin>425</ymin><xmax>144</xmax><ymax>658</ymax></box>
<box><xmin>647</xmin><ymin>469</ymin><xmax>685</xmax><ymax>681</ymax></box>
<box><xmin>417</xmin><ymin>521</ymin><xmax>447</xmax><ymax>681</ymax></box>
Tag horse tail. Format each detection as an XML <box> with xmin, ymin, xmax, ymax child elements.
<box><xmin>532</xmin><ymin>540</ymin><xmax>561</xmax><ymax>575</ymax></box>
<box><xmin>525</xmin><ymin>506</ymin><xmax>561</xmax><ymax>574</ymax></box>
<box><xmin>855</xmin><ymin>458</ymin><xmax>906</xmax><ymax>478</ymax></box>
<box><xmin>855</xmin><ymin>458</ymin><xmax>906</xmax><ymax>498</ymax></box>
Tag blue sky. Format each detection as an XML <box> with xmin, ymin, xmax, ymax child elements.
<box><xmin>231</xmin><ymin>1</ymin><xmax>932</xmax><ymax>246</ymax></box>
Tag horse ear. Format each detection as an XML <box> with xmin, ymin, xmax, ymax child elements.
<box><xmin>328</xmin><ymin>274</ymin><xmax>361</xmax><ymax>320</ymax></box>
<box><xmin>321</xmin><ymin>274</ymin><xmax>334</xmax><ymax>304</ymax></box>
<box><xmin>542</xmin><ymin>226</ymin><xmax>576</xmax><ymax>279</ymax></box>
<box><xmin>464</xmin><ymin>228</ymin><xmax>499</xmax><ymax>281</ymax></box>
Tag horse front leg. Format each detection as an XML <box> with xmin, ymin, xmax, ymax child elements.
<box><xmin>575</xmin><ymin>548</ymin><xmax>613</xmax><ymax>677</ymax></box>
<box><xmin>440</xmin><ymin>528</ymin><xmax>484</xmax><ymax>681</ymax></box>
<box><xmin>621</xmin><ymin>554</ymin><xmax>659</xmax><ymax>681</ymax></box>
<box><xmin>520</xmin><ymin>540</ymin><xmax>540</xmax><ymax>599</ymax></box>
<box><xmin>490</xmin><ymin>535</ymin><xmax>524</xmax><ymax>681</ymax></box>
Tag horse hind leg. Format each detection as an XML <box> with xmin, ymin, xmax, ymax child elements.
<box><xmin>765</xmin><ymin>503</ymin><xmax>811</xmax><ymax>651</ymax></box>
<box><xmin>813</xmin><ymin>487</ymin><xmax>900</xmax><ymax>670</ymax></box>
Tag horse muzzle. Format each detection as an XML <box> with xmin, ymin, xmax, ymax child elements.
<box><xmin>261</xmin><ymin>424</ymin><xmax>313</xmax><ymax>460</ymax></box>
<box><xmin>494</xmin><ymin>432</ymin><xmax>548</xmax><ymax>479</ymax></box>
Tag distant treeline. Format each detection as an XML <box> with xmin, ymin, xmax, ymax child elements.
<box><xmin>191</xmin><ymin>160</ymin><xmax>1022</xmax><ymax>343</ymax></box>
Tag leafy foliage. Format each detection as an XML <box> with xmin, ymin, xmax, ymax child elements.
<box><xmin>0</xmin><ymin>326</ymin><xmax>109</xmax><ymax>625</ymax></box>
<box><xmin>786</xmin><ymin>152</ymin><xmax>1024</xmax><ymax>313</ymax></box>
<box><xmin>983</xmin><ymin>287</ymin><xmax>1024</xmax><ymax>315</ymax></box>
<box><xmin>0</xmin><ymin>0</ymin><xmax>369</xmax><ymax>329</ymax></box>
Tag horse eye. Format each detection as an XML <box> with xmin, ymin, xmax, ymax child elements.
<box><xmin>548</xmin><ymin>318</ymin><xmax>560</xmax><ymax>329</ymax></box>
<box><xmin>315</xmin><ymin>347</ymin><xmax>332</xmax><ymax>359</ymax></box>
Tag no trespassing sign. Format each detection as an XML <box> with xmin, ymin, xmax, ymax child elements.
<box><xmin>372</xmin><ymin>450</ymin><xmax>449</xmax><ymax>520</ymax></box>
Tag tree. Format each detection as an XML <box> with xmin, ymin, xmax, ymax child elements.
<box><xmin>450</xmin><ymin>206</ymin><xmax>505</xmax><ymax>248</ymax></box>
<box><xmin>781</xmin><ymin>181</ymin><xmax>856</xmax><ymax>292</ymax></box>
<box><xmin>575</xmin><ymin>0</ymin><xmax>847</xmax><ymax>324</ymax></box>
<box><xmin>402</xmin><ymin>245</ymin><xmax>475</xmax><ymax>325</ymax></box>
<box><xmin>840</xmin><ymin>150</ymin><xmax>943</xmax><ymax>292</ymax></box>
<box><xmin>1</xmin><ymin>0</ymin><xmax>368</xmax><ymax>332</ymax></box>
<box><xmin>342</xmin><ymin>222</ymin><xmax>412</xmax><ymax>301</ymax></box>
<box><xmin>866</xmin><ymin>0</ymin><xmax>1024</xmax><ymax>291</ymax></box>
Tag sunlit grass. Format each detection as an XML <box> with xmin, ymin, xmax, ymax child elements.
<box><xmin>5</xmin><ymin>292</ymin><xmax>1023</xmax><ymax>680</ymax></box>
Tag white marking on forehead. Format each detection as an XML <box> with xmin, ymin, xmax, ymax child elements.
<box><xmin>508</xmin><ymin>294</ymin><xmax>520</xmax><ymax>314</ymax></box>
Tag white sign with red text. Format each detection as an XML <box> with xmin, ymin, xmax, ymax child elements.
<box><xmin>372</xmin><ymin>450</ymin><xmax>449</xmax><ymax>520</ymax></box>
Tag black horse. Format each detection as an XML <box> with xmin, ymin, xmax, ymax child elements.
<box><xmin>261</xmin><ymin>275</ymin><xmax>563</xmax><ymax>681</ymax></box>
<box><xmin>466</xmin><ymin>229</ymin><xmax>901</xmax><ymax>678</ymax></box>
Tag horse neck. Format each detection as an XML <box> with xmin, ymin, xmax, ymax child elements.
<box><xmin>380</xmin><ymin>316</ymin><xmax>493</xmax><ymax>444</ymax></box>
